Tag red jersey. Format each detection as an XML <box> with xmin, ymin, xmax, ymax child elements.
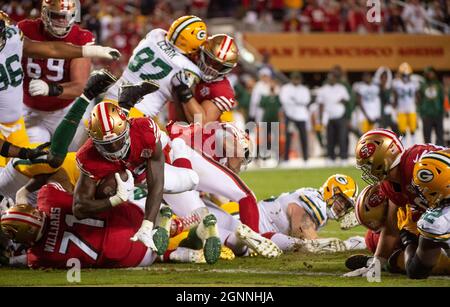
<box><xmin>380</xmin><ymin>144</ymin><xmax>444</xmax><ymax>210</ymax></box>
<box><xmin>28</xmin><ymin>184</ymin><xmax>148</xmax><ymax>269</ymax></box>
<box><xmin>76</xmin><ymin>117</ymin><xmax>160</xmax><ymax>182</ymax></box>
<box><xmin>18</xmin><ymin>19</ymin><xmax>95</xmax><ymax>111</ymax></box>
<box><xmin>168</xmin><ymin>77</ymin><xmax>236</xmax><ymax>122</ymax></box>
<box><xmin>167</xmin><ymin>121</ymin><xmax>233</xmax><ymax>163</ymax></box>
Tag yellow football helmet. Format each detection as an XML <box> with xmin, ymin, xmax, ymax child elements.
<box><xmin>41</xmin><ymin>0</ymin><xmax>78</xmax><ymax>38</ymax></box>
<box><xmin>1</xmin><ymin>204</ymin><xmax>46</xmax><ymax>245</ymax></box>
<box><xmin>413</xmin><ymin>149</ymin><xmax>450</xmax><ymax>208</ymax></box>
<box><xmin>321</xmin><ymin>174</ymin><xmax>358</xmax><ymax>219</ymax></box>
<box><xmin>398</xmin><ymin>62</ymin><xmax>413</xmax><ymax>76</ymax></box>
<box><xmin>198</xmin><ymin>34</ymin><xmax>239</xmax><ymax>82</ymax></box>
<box><xmin>88</xmin><ymin>102</ymin><xmax>130</xmax><ymax>162</ymax></box>
<box><xmin>166</xmin><ymin>15</ymin><xmax>207</xmax><ymax>56</ymax></box>
<box><xmin>355</xmin><ymin>184</ymin><xmax>388</xmax><ymax>231</ymax></box>
<box><xmin>355</xmin><ymin>129</ymin><xmax>404</xmax><ymax>185</ymax></box>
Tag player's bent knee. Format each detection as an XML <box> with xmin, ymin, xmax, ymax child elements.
<box><xmin>406</xmin><ymin>255</ymin><xmax>432</xmax><ymax>280</ymax></box>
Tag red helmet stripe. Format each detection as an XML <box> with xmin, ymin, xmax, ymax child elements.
<box><xmin>98</xmin><ymin>103</ymin><xmax>112</xmax><ymax>135</ymax></box>
<box><xmin>217</xmin><ymin>36</ymin><xmax>233</xmax><ymax>60</ymax></box>
<box><xmin>1</xmin><ymin>218</ymin><xmax>42</xmax><ymax>228</ymax></box>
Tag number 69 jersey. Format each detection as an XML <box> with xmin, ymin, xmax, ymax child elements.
<box><xmin>104</xmin><ymin>28</ymin><xmax>201</xmax><ymax>117</ymax></box>
<box><xmin>0</xmin><ymin>24</ymin><xmax>25</xmax><ymax>124</ymax></box>
<box><xmin>27</xmin><ymin>184</ymin><xmax>149</xmax><ymax>269</ymax></box>
<box><xmin>417</xmin><ymin>206</ymin><xmax>450</xmax><ymax>248</ymax></box>
<box><xmin>18</xmin><ymin>18</ymin><xmax>95</xmax><ymax>112</ymax></box>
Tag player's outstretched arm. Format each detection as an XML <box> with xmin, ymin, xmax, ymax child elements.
<box><xmin>0</xmin><ymin>140</ymin><xmax>49</xmax><ymax>160</ymax></box>
<box><xmin>144</xmin><ymin>141</ymin><xmax>165</xmax><ymax>222</ymax></box>
<box><xmin>288</xmin><ymin>204</ymin><xmax>319</xmax><ymax>240</ymax></box>
<box><xmin>22</xmin><ymin>37</ymin><xmax>121</xmax><ymax>60</ymax></box>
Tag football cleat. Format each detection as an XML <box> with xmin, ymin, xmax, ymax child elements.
<box><xmin>170</xmin><ymin>247</ymin><xmax>206</xmax><ymax>264</ymax></box>
<box><xmin>343</xmin><ymin>236</ymin><xmax>367</xmax><ymax>251</ymax></box>
<box><xmin>219</xmin><ymin>246</ymin><xmax>235</xmax><ymax>261</ymax></box>
<box><xmin>171</xmin><ymin>207</ymin><xmax>209</xmax><ymax>237</ymax></box>
<box><xmin>198</xmin><ymin>214</ymin><xmax>221</xmax><ymax>264</ymax></box>
<box><xmin>236</xmin><ymin>223</ymin><xmax>282</xmax><ymax>258</ymax></box>
<box><xmin>345</xmin><ymin>254</ymin><xmax>373</xmax><ymax>271</ymax></box>
<box><xmin>118</xmin><ymin>80</ymin><xmax>160</xmax><ymax>110</ymax></box>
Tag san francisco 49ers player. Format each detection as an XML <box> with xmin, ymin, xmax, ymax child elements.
<box><xmin>18</xmin><ymin>0</ymin><xmax>108</xmax><ymax>148</ymax></box>
<box><xmin>169</xmin><ymin>34</ymin><xmax>238</xmax><ymax>124</ymax></box>
<box><xmin>345</xmin><ymin>128</ymin><xmax>446</xmax><ymax>277</ymax></box>
<box><xmin>0</xmin><ymin>11</ymin><xmax>119</xmax><ymax>168</ymax></box>
<box><xmin>0</xmin><ymin>183</ymin><xmax>194</xmax><ymax>268</ymax></box>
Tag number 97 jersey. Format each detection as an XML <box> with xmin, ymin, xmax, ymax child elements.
<box><xmin>105</xmin><ymin>28</ymin><xmax>201</xmax><ymax>117</ymax></box>
<box><xmin>0</xmin><ymin>24</ymin><xmax>25</xmax><ymax>124</ymax></box>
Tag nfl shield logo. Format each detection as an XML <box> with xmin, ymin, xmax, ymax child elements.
<box><xmin>200</xmin><ymin>86</ymin><xmax>210</xmax><ymax>97</ymax></box>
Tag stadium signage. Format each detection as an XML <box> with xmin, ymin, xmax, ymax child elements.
<box><xmin>244</xmin><ymin>33</ymin><xmax>450</xmax><ymax>71</ymax></box>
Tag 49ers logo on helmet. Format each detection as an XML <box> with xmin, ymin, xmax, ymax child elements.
<box><xmin>359</xmin><ymin>143</ymin><xmax>376</xmax><ymax>159</ymax></box>
<box><xmin>368</xmin><ymin>188</ymin><xmax>385</xmax><ymax>207</ymax></box>
<box><xmin>117</xmin><ymin>108</ymin><xmax>127</xmax><ymax>121</ymax></box>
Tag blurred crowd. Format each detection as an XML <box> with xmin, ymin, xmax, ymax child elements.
<box><xmin>231</xmin><ymin>64</ymin><xmax>450</xmax><ymax>166</ymax></box>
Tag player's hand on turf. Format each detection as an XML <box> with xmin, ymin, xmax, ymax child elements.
<box><xmin>82</xmin><ymin>45</ymin><xmax>121</xmax><ymax>60</ymax></box>
<box><xmin>343</xmin><ymin>257</ymin><xmax>380</xmax><ymax>278</ymax></box>
<box><xmin>171</xmin><ymin>70</ymin><xmax>194</xmax><ymax>103</ymax></box>
<box><xmin>109</xmin><ymin>170</ymin><xmax>134</xmax><ymax>207</ymax></box>
<box><xmin>20</xmin><ymin>142</ymin><xmax>51</xmax><ymax>160</ymax></box>
<box><xmin>130</xmin><ymin>220</ymin><xmax>158</xmax><ymax>251</ymax></box>
<box><xmin>83</xmin><ymin>69</ymin><xmax>117</xmax><ymax>101</ymax></box>
<box><xmin>29</xmin><ymin>80</ymin><xmax>63</xmax><ymax>97</ymax></box>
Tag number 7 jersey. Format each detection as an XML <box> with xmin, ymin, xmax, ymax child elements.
<box><xmin>105</xmin><ymin>28</ymin><xmax>201</xmax><ymax>117</ymax></box>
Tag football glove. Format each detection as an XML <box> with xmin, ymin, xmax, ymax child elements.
<box><xmin>171</xmin><ymin>70</ymin><xmax>194</xmax><ymax>104</ymax></box>
<box><xmin>109</xmin><ymin>170</ymin><xmax>134</xmax><ymax>207</ymax></box>
<box><xmin>118</xmin><ymin>80</ymin><xmax>160</xmax><ymax>110</ymax></box>
<box><xmin>19</xmin><ymin>142</ymin><xmax>51</xmax><ymax>160</ymax></box>
<box><xmin>343</xmin><ymin>256</ymin><xmax>385</xmax><ymax>278</ymax></box>
<box><xmin>82</xmin><ymin>45</ymin><xmax>121</xmax><ymax>60</ymax></box>
<box><xmin>130</xmin><ymin>220</ymin><xmax>169</xmax><ymax>255</ymax></box>
<box><xmin>29</xmin><ymin>79</ymin><xmax>63</xmax><ymax>97</ymax></box>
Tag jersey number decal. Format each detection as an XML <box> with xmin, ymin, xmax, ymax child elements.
<box><xmin>59</xmin><ymin>215</ymin><xmax>105</xmax><ymax>261</ymax></box>
<box><xmin>0</xmin><ymin>54</ymin><xmax>23</xmax><ymax>91</ymax></box>
<box><xmin>27</xmin><ymin>58</ymin><xmax>65</xmax><ymax>81</ymax></box>
<box><xmin>421</xmin><ymin>208</ymin><xmax>442</xmax><ymax>225</ymax></box>
<box><xmin>128</xmin><ymin>47</ymin><xmax>172</xmax><ymax>80</ymax></box>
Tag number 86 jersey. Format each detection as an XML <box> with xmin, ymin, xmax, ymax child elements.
<box><xmin>27</xmin><ymin>184</ymin><xmax>149</xmax><ymax>269</ymax></box>
<box><xmin>104</xmin><ymin>28</ymin><xmax>201</xmax><ymax>117</ymax></box>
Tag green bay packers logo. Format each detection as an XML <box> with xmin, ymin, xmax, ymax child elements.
<box><xmin>336</xmin><ymin>176</ymin><xmax>348</xmax><ymax>185</ymax></box>
<box><xmin>417</xmin><ymin>169</ymin><xmax>434</xmax><ymax>183</ymax></box>
<box><xmin>197</xmin><ymin>30</ymin><xmax>206</xmax><ymax>40</ymax></box>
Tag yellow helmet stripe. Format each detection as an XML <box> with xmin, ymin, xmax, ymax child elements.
<box><xmin>169</xmin><ymin>16</ymin><xmax>202</xmax><ymax>45</ymax></box>
<box><xmin>423</xmin><ymin>152</ymin><xmax>450</xmax><ymax>167</ymax></box>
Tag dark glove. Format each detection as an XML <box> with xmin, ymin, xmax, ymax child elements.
<box><xmin>18</xmin><ymin>142</ymin><xmax>51</xmax><ymax>160</ymax></box>
<box><xmin>83</xmin><ymin>69</ymin><xmax>117</xmax><ymax>101</ymax></box>
<box><xmin>118</xmin><ymin>80</ymin><xmax>160</xmax><ymax>110</ymax></box>
<box><xmin>171</xmin><ymin>70</ymin><xmax>193</xmax><ymax>104</ymax></box>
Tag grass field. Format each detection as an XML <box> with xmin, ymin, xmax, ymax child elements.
<box><xmin>1</xmin><ymin>167</ymin><xmax>449</xmax><ymax>287</ymax></box>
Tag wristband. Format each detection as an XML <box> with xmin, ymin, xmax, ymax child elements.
<box><xmin>109</xmin><ymin>194</ymin><xmax>123</xmax><ymax>207</ymax></box>
<box><xmin>0</xmin><ymin>141</ymin><xmax>11</xmax><ymax>157</ymax></box>
<box><xmin>48</xmin><ymin>82</ymin><xmax>64</xmax><ymax>97</ymax></box>
<box><xmin>18</xmin><ymin>147</ymin><xmax>29</xmax><ymax>159</ymax></box>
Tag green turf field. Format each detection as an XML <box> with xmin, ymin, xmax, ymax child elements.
<box><xmin>1</xmin><ymin>167</ymin><xmax>449</xmax><ymax>287</ymax></box>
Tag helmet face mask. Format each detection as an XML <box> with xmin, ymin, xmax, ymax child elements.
<box><xmin>198</xmin><ymin>49</ymin><xmax>234</xmax><ymax>82</ymax></box>
<box><xmin>326</xmin><ymin>190</ymin><xmax>354</xmax><ymax>220</ymax></box>
<box><xmin>41</xmin><ymin>0</ymin><xmax>78</xmax><ymax>38</ymax></box>
<box><xmin>93</xmin><ymin>126</ymin><xmax>131</xmax><ymax>162</ymax></box>
<box><xmin>322</xmin><ymin>174</ymin><xmax>358</xmax><ymax>220</ymax></box>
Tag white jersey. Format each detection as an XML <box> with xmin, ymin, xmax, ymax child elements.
<box><xmin>0</xmin><ymin>25</ymin><xmax>24</xmax><ymax>123</ymax></box>
<box><xmin>417</xmin><ymin>206</ymin><xmax>450</xmax><ymax>247</ymax></box>
<box><xmin>105</xmin><ymin>28</ymin><xmax>201</xmax><ymax>117</ymax></box>
<box><xmin>258</xmin><ymin>188</ymin><xmax>328</xmax><ymax>234</ymax></box>
<box><xmin>356</xmin><ymin>83</ymin><xmax>381</xmax><ymax>122</ymax></box>
<box><xmin>392</xmin><ymin>78</ymin><xmax>419</xmax><ymax>113</ymax></box>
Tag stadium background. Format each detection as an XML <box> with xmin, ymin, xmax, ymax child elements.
<box><xmin>1</xmin><ymin>0</ymin><xmax>450</xmax><ymax>286</ymax></box>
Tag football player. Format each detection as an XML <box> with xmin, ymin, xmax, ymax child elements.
<box><xmin>355</xmin><ymin>72</ymin><xmax>381</xmax><ymax>133</ymax></box>
<box><xmin>347</xmin><ymin>128</ymin><xmax>446</xmax><ymax>276</ymax></box>
<box><xmin>18</xmin><ymin>0</ymin><xmax>120</xmax><ymax>148</ymax></box>
<box><xmin>0</xmin><ymin>9</ymin><xmax>120</xmax><ymax>168</ymax></box>
<box><xmin>392</xmin><ymin>62</ymin><xmax>419</xmax><ymax>146</ymax></box>
<box><xmin>169</xmin><ymin>34</ymin><xmax>238</xmax><ymax>124</ymax></box>
<box><xmin>0</xmin><ymin>183</ymin><xmax>209</xmax><ymax>268</ymax></box>
<box><xmin>204</xmin><ymin>174</ymin><xmax>365</xmax><ymax>254</ymax></box>
<box><xmin>105</xmin><ymin>15</ymin><xmax>207</xmax><ymax>118</ymax></box>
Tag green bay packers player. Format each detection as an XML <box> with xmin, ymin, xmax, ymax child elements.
<box><xmin>105</xmin><ymin>15</ymin><xmax>206</xmax><ymax>118</ymax></box>
<box><xmin>202</xmin><ymin>174</ymin><xmax>365</xmax><ymax>254</ymax></box>
<box><xmin>0</xmin><ymin>12</ymin><xmax>120</xmax><ymax>168</ymax></box>
<box><xmin>406</xmin><ymin>150</ymin><xmax>450</xmax><ymax>279</ymax></box>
